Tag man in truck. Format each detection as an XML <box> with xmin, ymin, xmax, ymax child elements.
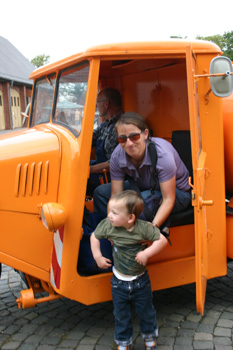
<box><xmin>87</xmin><ymin>87</ymin><xmax>124</xmax><ymax>194</ymax></box>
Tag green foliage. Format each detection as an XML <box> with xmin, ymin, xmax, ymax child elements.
<box><xmin>31</xmin><ymin>54</ymin><xmax>50</xmax><ymax>68</ymax></box>
<box><xmin>197</xmin><ymin>31</ymin><xmax>233</xmax><ymax>60</ymax></box>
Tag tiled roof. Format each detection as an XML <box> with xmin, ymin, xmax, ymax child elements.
<box><xmin>0</xmin><ymin>36</ymin><xmax>35</xmax><ymax>86</ymax></box>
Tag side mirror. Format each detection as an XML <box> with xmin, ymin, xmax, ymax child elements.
<box><xmin>210</xmin><ymin>56</ymin><xmax>233</xmax><ymax>97</ymax></box>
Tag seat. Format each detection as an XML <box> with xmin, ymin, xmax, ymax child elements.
<box><xmin>172</xmin><ymin>130</ymin><xmax>193</xmax><ymax>178</ymax></box>
<box><xmin>170</xmin><ymin>130</ymin><xmax>194</xmax><ymax>227</ymax></box>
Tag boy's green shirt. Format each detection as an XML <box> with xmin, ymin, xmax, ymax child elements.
<box><xmin>94</xmin><ymin>218</ymin><xmax>160</xmax><ymax>276</ymax></box>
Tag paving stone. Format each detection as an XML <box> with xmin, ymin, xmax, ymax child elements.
<box><xmin>95</xmin><ymin>346</ymin><xmax>112</xmax><ymax>350</ymax></box>
<box><xmin>157</xmin><ymin>336</ymin><xmax>175</xmax><ymax>346</ymax></box>
<box><xmin>37</xmin><ymin>346</ymin><xmax>57</xmax><ymax>350</ymax></box>
<box><xmin>196</xmin><ymin>324</ymin><xmax>214</xmax><ymax>333</ymax></box>
<box><xmin>10</xmin><ymin>333</ymin><xmax>29</xmax><ymax>342</ymax></box>
<box><xmin>174</xmin><ymin>336</ymin><xmax>192</xmax><ymax>345</ymax></box>
<box><xmin>78</xmin><ymin>337</ymin><xmax>99</xmax><ymax>345</ymax></box>
<box><xmin>2</xmin><ymin>324</ymin><xmax>21</xmax><ymax>335</ymax></box>
<box><xmin>213</xmin><ymin>336</ymin><xmax>232</xmax><ymax>346</ymax></box>
<box><xmin>86</xmin><ymin>326</ymin><xmax>106</xmax><ymax>337</ymax></box>
<box><xmin>194</xmin><ymin>332</ymin><xmax>213</xmax><ymax>341</ymax></box>
<box><xmin>206</xmin><ymin>310</ymin><xmax>221</xmax><ymax>319</ymax></box>
<box><xmin>66</xmin><ymin>331</ymin><xmax>85</xmax><ymax>340</ymax></box>
<box><xmin>39</xmin><ymin>336</ymin><xmax>61</xmax><ymax>345</ymax></box>
<box><xmin>225</xmin><ymin>305</ymin><xmax>233</xmax><ymax>312</ymax></box>
<box><xmin>75</xmin><ymin>346</ymin><xmax>95</xmax><ymax>350</ymax></box>
<box><xmin>217</xmin><ymin>318</ymin><xmax>233</xmax><ymax>328</ymax></box>
<box><xmin>186</xmin><ymin>313</ymin><xmax>202</xmax><ymax>323</ymax></box>
<box><xmin>214</xmin><ymin>326</ymin><xmax>232</xmax><ymax>337</ymax></box>
<box><xmin>158</xmin><ymin>327</ymin><xmax>177</xmax><ymax>337</ymax></box>
<box><xmin>1</xmin><ymin>341</ymin><xmax>21</xmax><ymax>349</ymax></box>
<box><xmin>221</xmin><ymin>311</ymin><xmax>233</xmax><ymax>320</ymax></box>
<box><xmin>180</xmin><ymin>320</ymin><xmax>199</xmax><ymax>329</ymax></box>
<box><xmin>177</xmin><ymin>328</ymin><xmax>195</xmax><ymax>337</ymax></box>
<box><xmin>24</xmin><ymin>334</ymin><xmax>44</xmax><ymax>343</ymax></box>
<box><xmin>18</xmin><ymin>323</ymin><xmax>39</xmax><ymax>334</ymax></box>
<box><xmin>57</xmin><ymin>339</ymin><xmax>79</xmax><ymax>348</ymax></box>
<box><xmin>18</xmin><ymin>344</ymin><xmax>38</xmax><ymax>350</ymax></box>
<box><xmin>193</xmin><ymin>340</ymin><xmax>213</xmax><ymax>349</ymax></box>
<box><xmin>201</xmin><ymin>317</ymin><xmax>218</xmax><ymax>325</ymax></box>
<box><xmin>0</xmin><ymin>336</ymin><xmax>9</xmax><ymax>347</ymax></box>
<box><xmin>96</xmin><ymin>335</ymin><xmax>113</xmax><ymax>346</ymax></box>
<box><xmin>167</xmin><ymin>313</ymin><xmax>184</xmax><ymax>322</ymax></box>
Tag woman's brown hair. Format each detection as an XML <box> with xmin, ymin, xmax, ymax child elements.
<box><xmin>115</xmin><ymin>111</ymin><xmax>149</xmax><ymax>132</ymax></box>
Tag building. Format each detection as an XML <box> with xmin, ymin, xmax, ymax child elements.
<box><xmin>0</xmin><ymin>36</ymin><xmax>35</xmax><ymax>130</ymax></box>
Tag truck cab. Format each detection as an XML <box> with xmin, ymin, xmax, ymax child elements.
<box><xmin>0</xmin><ymin>40</ymin><xmax>232</xmax><ymax>315</ymax></box>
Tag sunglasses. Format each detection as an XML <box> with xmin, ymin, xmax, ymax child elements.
<box><xmin>117</xmin><ymin>131</ymin><xmax>143</xmax><ymax>144</ymax></box>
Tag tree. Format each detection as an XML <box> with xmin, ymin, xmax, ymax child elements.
<box><xmin>197</xmin><ymin>31</ymin><xmax>233</xmax><ymax>60</ymax></box>
<box><xmin>31</xmin><ymin>54</ymin><xmax>50</xmax><ymax>68</ymax></box>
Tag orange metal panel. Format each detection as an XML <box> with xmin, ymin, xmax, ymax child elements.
<box><xmin>0</xmin><ymin>212</ymin><xmax>53</xmax><ymax>271</ymax></box>
<box><xmin>0</xmin><ymin>128</ymin><xmax>60</xmax><ymax>214</ymax></box>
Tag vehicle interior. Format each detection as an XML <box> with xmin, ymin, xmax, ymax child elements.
<box><xmin>78</xmin><ymin>56</ymin><xmax>195</xmax><ymax>275</ymax></box>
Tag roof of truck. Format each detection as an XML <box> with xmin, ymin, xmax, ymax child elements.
<box><xmin>30</xmin><ymin>40</ymin><xmax>222</xmax><ymax>79</ymax></box>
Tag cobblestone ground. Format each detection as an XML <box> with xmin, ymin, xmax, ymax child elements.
<box><xmin>0</xmin><ymin>263</ymin><xmax>233</xmax><ymax>350</ymax></box>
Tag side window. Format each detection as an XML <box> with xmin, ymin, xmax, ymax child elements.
<box><xmin>30</xmin><ymin>75</ymin><xmax>56</xmax><ymax>126</ymax></box>
<box><xmin>54</xmin><ymin>63</ymin><xmax>90</xmax><ymax>134</ymax></box>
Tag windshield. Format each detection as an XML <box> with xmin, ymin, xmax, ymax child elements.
<box><xmin>54</xmin><ymin>63</ymin><xmax>90</xmax><ymax>134</ymax></box>
<box><xmin>30</xmin><ymin>75</ymin><xmax>56</xmax><ymax>126</ymax></box>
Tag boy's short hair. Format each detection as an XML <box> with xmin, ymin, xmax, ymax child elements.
<box><xmin>111</xmin><ymin>190</ymin><xmax>144</xmax><ymax>218</ymax></box>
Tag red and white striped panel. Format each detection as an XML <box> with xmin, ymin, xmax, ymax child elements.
<box><xmin>50</xmin><ymin>226</ymin><xmax>64</xmax><ymax>289</ymax></box>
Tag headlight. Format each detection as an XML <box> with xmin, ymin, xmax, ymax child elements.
<box><xmin>41</xmin><ymin>203</ymin><xmax>66</xmax><ymax>232</ymax></box>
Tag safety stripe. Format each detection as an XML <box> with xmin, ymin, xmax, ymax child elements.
<box><xmin>54</xmin><ymin>228</ymin><xmax>63</xmax><ymax>266</ymax></box>
<box><xmin>50</xmin><ymin>226</ymin><xmax>64</xmax><ymax>289</ymax></box>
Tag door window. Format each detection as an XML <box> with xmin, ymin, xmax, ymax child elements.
<box><xmin>30</xmin><ymin>75</ymin><xmax>56</xmax><ymax>126</ymax></box>
<box><xmin>54</xmin><ymin>62</ymin><xmax>90</xmax><ymax>134</ymax></box>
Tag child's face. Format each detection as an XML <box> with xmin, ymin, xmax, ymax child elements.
<box><xmin>108</xmin><ymin>199</ymin><xmax>133</xmax><ymax>228</ymax></box>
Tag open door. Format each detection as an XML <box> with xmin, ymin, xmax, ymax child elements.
<box><xmin>186</xmin><ymin>46</ymin><xmax>213</xmax><ymax>315</ymax></box>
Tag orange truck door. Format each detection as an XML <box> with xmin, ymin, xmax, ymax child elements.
<box><xmin>186</xmin><ymin>46</ymin><xmax>213</xmax><ymax>315</ymax></box>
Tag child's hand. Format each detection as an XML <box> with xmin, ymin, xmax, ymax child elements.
<box><xmin>140</xmin><ymin>240</ymin><xmax>151</xmax><ymax>246</ymax></box>
<box><xmin>96</xmin><ymin>256</ymin><xmax>112</xmax><ymax>269</ymax></box>
<box><xmin>135</xmin><ymin>251</ymin><xmax>148</xmax><ymax>266</ymax></box>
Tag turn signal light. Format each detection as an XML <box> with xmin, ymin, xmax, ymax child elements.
<box><xmin>41</xmin><ymin>202</ymin><xmax>66</xmax><ymax>232</ymax></box>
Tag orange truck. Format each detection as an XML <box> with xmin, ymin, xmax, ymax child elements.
<box><xmin>0</xmin><ymin>40</ymin><xmax>233</xmax><ymax>316</ymax></box>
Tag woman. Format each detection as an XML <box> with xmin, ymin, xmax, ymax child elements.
<box><xmin>93</xmin><ymin>112</ymin><xmax>191</xmax><ymax>231</ymax></box>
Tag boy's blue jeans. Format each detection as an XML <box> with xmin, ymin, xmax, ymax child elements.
<box><xmin>111</xmin><ymin>270</ymin><xmax>158</xmax><ymax>346</ymax></box>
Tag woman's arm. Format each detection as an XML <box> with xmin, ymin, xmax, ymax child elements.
<box><xmin>152</xmin><ymin>175</ymin><xmax>176</xmax><ymax>228</ymax></box>
<box><xmin>111</xmin><ymin>179</ymin><xmax>124</xmax><ymax>196</ymax></box>
<box><xmin>90</xmin><ymin>233</ymin><xmax>112</xmax><ymax>269</ymax></box>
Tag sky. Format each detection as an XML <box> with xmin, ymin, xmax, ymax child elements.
<box><xmin>1</xmin><ymin>0</ymin><xmax>232</xmax><ymax>64</ymax></box>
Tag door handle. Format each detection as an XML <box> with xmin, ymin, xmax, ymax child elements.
<box><xmin>198</xmin><ymin>196</ymin><xmax>214</xmax><ymax>209</ymax></box>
